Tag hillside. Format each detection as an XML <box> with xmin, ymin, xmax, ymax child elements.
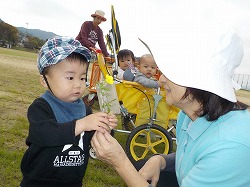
<box><xmin>0</xmin><ymin>18</ymin><xmax>59</xmax><ymax>41</ymax></box>
<box><xmin>17</xmin><ymin>27</ymin><xmax>59</xmax><ymax>40</ymax></box>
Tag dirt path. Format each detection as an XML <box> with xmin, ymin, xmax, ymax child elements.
<box><xmin>235</xmin><ymin>89</ymin><xmax>250</xmax><ymax>106</ymax></box>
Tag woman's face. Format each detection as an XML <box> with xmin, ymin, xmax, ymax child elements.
<box><xmin>159</xmin><ymin>75</ymin><xmax>187</xmax><ymax>108</ymax></box>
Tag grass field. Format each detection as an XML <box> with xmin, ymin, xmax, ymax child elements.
<box><xmin>0</xmin><ymin>47</ymin><xmax>249</xmax><ymax>186</ymax></box>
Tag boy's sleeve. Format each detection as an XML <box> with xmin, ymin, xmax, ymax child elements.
<box><xmin>123</xmin><ymin>68</ymin><xmax>135</xmax><ymax>81</ymax></box>
<box><xmin>134</xmin><ymin>72</ymin><xmax>159</xmax><ymax>88</ymax></box>
<box><xmin>26</xmin><ymin>98</ymin><xmax>77</xmax><ymax>147</ymax></box>
<box><xmin>85</xmin><ymin>105</ymin><xmax>93</xmax><ymax>116</ymax></box>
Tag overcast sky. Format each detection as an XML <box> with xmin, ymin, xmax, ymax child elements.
<box><xmin>1</xmin><ymin>0</ymin><xmax>250</xmax><ymax>74</ymax></box>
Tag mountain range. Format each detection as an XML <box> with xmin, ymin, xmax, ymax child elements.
<box><xmin>17</xmin><ymin>27</ymin><xmax>59</xmax><ymax>40</ymax></box>
<box><xmin>0</xmin><ymin>18</ymin><xmax>59</xmax><ymax>40</ymax></box>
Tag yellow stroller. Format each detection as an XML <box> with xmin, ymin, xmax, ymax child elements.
<box><xmin>92</xmin><ymin>50</ymin><xmax>179</xmax><ymax>163</ymax></box>
<box><xmin>86</xmin><ymin>5</ymin><xmax>180</xmax><ymax>163</ymax></box>
<box><xmin>116</xmin><ymin>80</ymin><xmax>179</xmax><ymax>162</ymax></box>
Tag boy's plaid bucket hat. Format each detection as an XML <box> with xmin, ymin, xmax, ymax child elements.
<box><xmin>37</xmin><ymin>36</ymin><xmax>91</xmax><ymax>74</ymax></box>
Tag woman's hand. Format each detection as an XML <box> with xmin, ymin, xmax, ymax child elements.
<box><xmin>91</xmin><ymin>130</ymin><xmax>126</xmax><ymax>167</ymax></box>
<box><xmin>91</xmin><ymin>131</ymin><xmax>151</xmax><ymax>187</ymax></box>
<box><xmin>139</xmin><ymin>155</ymin><xmax>166</xmax><ymax>187</ymax></box>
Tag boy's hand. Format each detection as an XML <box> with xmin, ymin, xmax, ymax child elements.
<box><xmin>107</xmin><ymin>111</ymin><xmax>118</xmax><ymax>130</ymax></box>
<box><xmin>75</xmin><ymin>112</ymin><xmax>112</xmax><ymax>135</ymax></box>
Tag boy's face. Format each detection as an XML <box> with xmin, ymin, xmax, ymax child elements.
<box><xmin>138</xmin><ymin>56</ymin><xmax>157</xmax><ymax>78</ymax></box>
<box><xmin>42</xmin><ymin>59</ymin><xmax>87</xmax><ymax>102</ymax></box>
<box><xmin>118</xmin><ymin>55</ymin><xmax>133</xmax><ymax>71</ymax></box>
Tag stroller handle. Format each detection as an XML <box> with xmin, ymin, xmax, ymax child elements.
<box><xmin>122</xmin><ymin>80</ymin><xmax>140</xmax><ymax>86</ymax></box>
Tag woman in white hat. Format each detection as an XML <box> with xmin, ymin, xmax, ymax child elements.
<box><xmin>76</xmin><ymin>10</ymin><xmax>110</xmax><ymax>59</ymax></box>
<box><xmin>90</xmin><ymin>17</ymin><xmax>250</xmax><ymax>187</ymax></box>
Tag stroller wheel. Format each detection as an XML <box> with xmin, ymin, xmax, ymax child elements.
<box><xmin>125</xmin><ymin>124</ymin><xmax>173</xmax><ymax>163</ymax></box>
<box><xmin>122</xmin><ymin>114</ymin><xmax>137</xmax><ymax>131</ymax></box>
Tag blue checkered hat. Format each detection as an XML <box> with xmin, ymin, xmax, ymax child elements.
<box><xmin>37</xmin><ymin>36</ymin><xmax>91</xmax><ymax>74</ymax></box>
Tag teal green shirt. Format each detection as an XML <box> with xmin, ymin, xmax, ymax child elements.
<box><xmin>176</xmin><ymin>110</ymin><xmax>250</xmax><ymax>187</ymax></box>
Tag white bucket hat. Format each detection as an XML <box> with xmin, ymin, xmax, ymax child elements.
<box><xmin>91</xmin><ymin>10</ymin><xmax>106</xmax><ymax>21</ymax></box>
<box><xmin>145</xmin><ymin>18</ymin><xmax>243</xmax><ymax>102</ymax></box>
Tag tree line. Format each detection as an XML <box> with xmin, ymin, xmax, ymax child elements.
<box><xmin>0</xmin><ymin>21</ymin><xmax>45</xmax><ymax>50</ymax></box>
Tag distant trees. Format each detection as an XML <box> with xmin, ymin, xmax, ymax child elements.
<box><xmin>0</xmin><ymin>21</ymin><xmax>45</xmax><ymax>50</ymax></box>
<box><xmin>23</xmin><ymin>35</ymin><xmax>45</xmax><ymax>50</ymax></box>
<box><xmin>0</xmin><ymin>22</ymin><xmax>19</xmax><ymax>46</ymax></box>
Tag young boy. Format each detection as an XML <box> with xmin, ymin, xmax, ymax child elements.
<box><xmin>123</xmin><ymin>54</ymin><xmax>159</xmax><ymax>88</ymax></box>
<box><xmin>20</xmin><ymin>36</ymin><xmax>117</xmax><ymax>187</ymax></box>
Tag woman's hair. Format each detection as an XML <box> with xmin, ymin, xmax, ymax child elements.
<box><xmin>182</xmin><ymin>87</ymin><xmax>249</xmax><ymax>121</ymax></box>
<box><xmin>117</xmin><ymin>49</ymin><xmax>135</xmax><ymax>65</ymax></box>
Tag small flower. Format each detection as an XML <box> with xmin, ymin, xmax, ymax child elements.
<box><xmin>105</xmin><ymin>75</ymin><xmax>114</xmax><ymax>84</ymax></box>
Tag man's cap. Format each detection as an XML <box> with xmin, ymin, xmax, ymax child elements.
<box><xmin>91</xmin><ymin>10</ymin><xmax>107</xmax><ymax>21</ymax></box>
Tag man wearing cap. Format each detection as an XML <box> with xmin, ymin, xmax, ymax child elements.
<box><xmin>76</xmin><ymin>10</ymin><xmax>110</xmax><ymax>58</ymax></box>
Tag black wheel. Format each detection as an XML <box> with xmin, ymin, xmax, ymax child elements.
<box><xmin>121</xmin><ymin>114</ymin><xmax>137</xmax><ymax>131</ymax></box>
<box><xmin>82</xmin><ymin>94</ymin><xmax>97</xmax><ymax>106</ymax></box>
<box><xmin>167</xmin><ymin>120</ymin><xmax>177</xmax><ymax>138</ymax></box>
<box><xmin>125</xmin><ymin>124</ymin><xmax>173</xmax><ymax>163</ymax></box>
